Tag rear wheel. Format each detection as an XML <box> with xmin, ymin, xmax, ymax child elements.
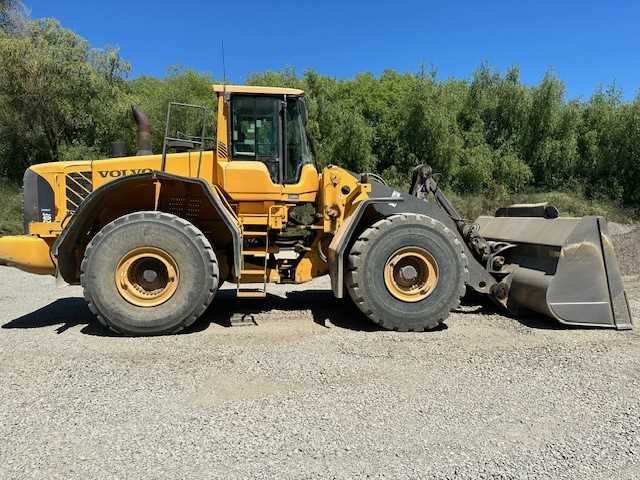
<box><xmin>346</xmin><ymin>213</ymin><xmax>468</xmax><ymax>331</ymax></box>
<box><xmin>81</xmin><ymin>211</ymin><xmax>219</xmax><ymax>336</ymax></box>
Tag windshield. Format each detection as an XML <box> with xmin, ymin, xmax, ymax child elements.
<box><xmin>284</xmin><ymin>98</ymin><xmax>312</xmax><ymax>183</ymax></box>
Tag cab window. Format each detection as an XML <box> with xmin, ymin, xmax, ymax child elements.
<box><xmin>231</xmin><ymin>95</ymin><xmax>280</xmax><ymax>181</ymax></box>
<box><xmin>284</xmin><ymin>98</ymin><xmax>313</xmax><ymax>184</ymax></box>
<box><xmin>229</xmin><ymin>94</ymin><xmax>313</xmax><ymax>184</ymax></box>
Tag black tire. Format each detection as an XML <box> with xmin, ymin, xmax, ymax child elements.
<box><xmin>81</xmin><ymin>211</ymin><xmax>219</xmax><ymax>336</ymax></box>
<box><xmin>346</xmin><ymin>213</ymin><xmax>468</xmax><ymax>331</ymax></box>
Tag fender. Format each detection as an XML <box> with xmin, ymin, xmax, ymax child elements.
<box><xmin>328</xmin><ymin>180</ymin><xmax>496</xmax><ymax>299</ymax></box>
<box><xmin>53</xmin><ymin>172</ymin><xmax>241</xmax><ymax>284</ymax></box>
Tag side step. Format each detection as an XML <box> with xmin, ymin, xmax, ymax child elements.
<box><xmin>237</xmin><ymin>289</ymin><xmax>267</xmax><ymax>298</ymax></box>
<box><xmin>241</xmin><ymin>249</ymin><xmax>268</xmax><ymax>257</ymax></box>
<box><xmin>237</xmin><ymin>217</ymin><xmax>271</xmax><ymax>298</ymax></box>
<box><xmin>241</xmin><ymin>268</ymin><xmax>266</xmax><ymax>275</ymax></box>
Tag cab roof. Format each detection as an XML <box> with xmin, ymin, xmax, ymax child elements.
<box><xmin>211</xmin><ymin>84</ymin><xmax>304</xmax><ymax>96</ymax></box>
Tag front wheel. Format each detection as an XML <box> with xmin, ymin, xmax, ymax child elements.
<box><xmin>81</xmin><ymin>211</ymin><xmax>219</xmax><ymax>336</ymax></box>
<box><xmin>346</xmin><ymin>213</ymin><xmax>468</xmax><ymax>331</ymax></box>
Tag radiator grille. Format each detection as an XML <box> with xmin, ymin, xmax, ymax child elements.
<box><xmin>65</xmin><ymin>171</ymin><xmax>93</xmax><ymax>213</ymax></box>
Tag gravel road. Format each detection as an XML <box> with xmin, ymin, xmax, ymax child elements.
<box><xmin>1</xmin><ymin>226</ymin><xmax>640</xmax><ymax>479</ymax></box>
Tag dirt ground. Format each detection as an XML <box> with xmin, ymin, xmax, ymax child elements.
<box><xmin>0</xmin><ymin>224</ymin><xmax>639</xmax><ymax>479</ymax></box>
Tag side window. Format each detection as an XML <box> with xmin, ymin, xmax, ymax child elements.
<box><xmin>231</xmin><ymin>96</ymin><xmax>280</xmax><ymax>181</ymax></box>
<box><xmin>284</xmin><ymin>98</ymin><xmax>313</xmax><ymax>183</ymax></box>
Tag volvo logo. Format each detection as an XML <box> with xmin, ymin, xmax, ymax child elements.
<box><xmin>97</xmin><ymin>168</ymin><xmax>153</xmax><ymax>178</ymax></box>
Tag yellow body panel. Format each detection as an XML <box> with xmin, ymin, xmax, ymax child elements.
<box><xmin>282</xmin><ymin>164</ymin><xmax>319</xmax><ymax>202</ymax></box>
<box><xmin>317</xmin><ymin>165</ymin><xmax>371</xmax><ymax>234</ymax></box>
<box><xmin>28</xmin><ymin>222</ymin><xmax>62</xmax><ymax>237</ymax></box>
<box><xmin>220</xmin><ymin>160</ymin><xmax>282</xmax><ymax>200</ymax></box>
<box><xmin>294</xmin><ymin>237</ymin><xmax>330</xmax><ymax>283</ymax></box>
<box><xmin>0</xmin><ymin>235</ymin><xmax>55</xmax><ymax>275</ymax></box>
<box><xmin>28</xmin><ymin>151</ymin><xmax>217</xmax><ymax>223</ymax></box>
<box><xmin>92</xmin><ymin>151</ymin><xmax>216</xmax><ymax>191</ymax></box>
<box><xmin>219</xmin><ymin>161</ymin><xmax>320</xmax><ymax>203</ymax></box>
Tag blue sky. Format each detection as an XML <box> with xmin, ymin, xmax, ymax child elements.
<box><xmin>26</xmin><ymin>0</ymin><xmax>640</xmax><ymax>100</ymax></box>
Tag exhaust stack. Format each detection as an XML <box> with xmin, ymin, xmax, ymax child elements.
<box><xmin>111</xmin><ymin>140</ymin><xmax>127</xmax><ymax>158</ymax></box>
<box><xmin>132</xmin><ymin>106</ymin><xmax>152</xmax><ymax>156</ymax></box>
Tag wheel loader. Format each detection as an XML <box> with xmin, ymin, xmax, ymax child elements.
<box><xmin>0</xmin><ymin>84</ymin><xmax>633</xmax><ymax>335</ymax></box>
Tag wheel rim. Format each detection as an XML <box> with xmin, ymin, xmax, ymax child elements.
<box><xmin>384</xmin><ymin>246</ymin><xmax>439</xmax><ymax>302</ymax></box>
<box><xmin>115</xmin><ymin>247</ymin><xmax>179</xmax><ymax>307</ymax></box>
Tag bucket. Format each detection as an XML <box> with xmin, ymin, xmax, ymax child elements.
<box><xmin>476</xmin><ymin>215</ymin><xmax>633</xmax><ymax>329</ymax></box>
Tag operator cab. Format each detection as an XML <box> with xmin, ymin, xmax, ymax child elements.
<box><xmin>213</xmin><ymin>85</ymin><xmax>314</xmax><ymax>186</ymax></box>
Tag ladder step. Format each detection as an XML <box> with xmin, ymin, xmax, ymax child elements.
<box><xmin>237</xmin><ymin>289</ymin><xmax>267</xmax><ymax>298</ymax></box>
<box><xmin>241</xmin><ymin>269</ymin><xmax>266</xmax><ymax>275</ymax></box>
<box><xmin>239</xmin><ymin>214</ymin><xmax>269</xmax><ymax>226</ymax></box>
<box><xmin>243</xmin><ymin>231</ymin><xmax>268</xmax><ymax>236</ymax></box>
<box><xmin>242</xmin><ymin>249</ymin><xmax>267</xmax><ymax>257</ymax></box>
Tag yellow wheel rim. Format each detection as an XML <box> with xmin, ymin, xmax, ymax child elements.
<box><xmin>115</xmin><ymin>247</ymin><xmax>179</xmax><ymax>307</ymax></box>
<box><xmin>384</xmin><ymin>246</ymin><xmax>439</xmax><ymax>302</ymax></box>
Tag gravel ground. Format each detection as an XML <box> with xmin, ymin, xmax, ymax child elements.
<box><xmin>1</xmin><ymin>226</ymin><xmax>640</xmax><ymax>479</ymax></box>
<box><xmin>611</xmin><ymin>223</ymin><xmax>640</xmax><ymax>275</ymax></box>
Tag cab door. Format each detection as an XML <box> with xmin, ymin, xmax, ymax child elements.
<box><xmin>219</xmin><ymin>95</ymin><xmax>283</xmax><ymax>201</ymax></box>
<box><xmin>219</xmin><ymin>93</ymin><xmax>318</xmax><ymax>202</ymax></box>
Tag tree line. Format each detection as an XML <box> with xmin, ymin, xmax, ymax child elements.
<box><xmin>1</xmin><ymin>2</ymin><xmax>639</xmax><ymax>206</ymax></box>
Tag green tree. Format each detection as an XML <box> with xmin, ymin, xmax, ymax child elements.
<box><xmin>524</xmin><ymin>72</ymin><xmax>580</xmax><ymax>188</ymax></box>
<box><xmin>0</xmin><ymin>18</ymin><xmax>131</xmax><ymax>178</ymax></box>
<box><xmin>0</xmin><ymin>0</ymin><xmax>27</xmax><ymax>34</ymax></box>
<box><xmin>616</xmin><ymin>96</ymin><xmax>640</xmax><ymax>204</ymax></box>
<box><xmin>129</xmin><ymin>68</ymin><xmax>216</xmax><ymax>153</ymax></box>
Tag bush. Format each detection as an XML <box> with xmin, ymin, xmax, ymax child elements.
<box><xmin>448</xmin><ymin>189</ymin><xmax>638</xmax><ymax>224</ymax></box>
<box><xmin>0</xmin><ymin>178</ymin><xmax>22</xmax><ymax>234</ymax></box>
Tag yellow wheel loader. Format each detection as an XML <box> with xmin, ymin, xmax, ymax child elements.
<box><xmin>0</xmin><ymin>85</ymin><xmax>633</xmax><ymax>335</ymax></box>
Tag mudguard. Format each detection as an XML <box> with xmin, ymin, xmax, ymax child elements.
<box><xmin>53</xmin><ymin>172</ymin><xmax>241</xmax><ymax>284</ymax></box>
<box><xmin>328</xmin><ymin>180</ymin><xmax>496</xmax><ymax>299</ymax></box>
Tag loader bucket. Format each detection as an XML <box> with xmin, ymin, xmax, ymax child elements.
<box><xmin>475</xmin><ymin>215</ymin><xmax>633</xmax><ymax>329</ymax></box>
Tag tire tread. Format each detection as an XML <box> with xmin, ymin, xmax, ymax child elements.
<box><xmin>80</xmin><ymin>211</ymin><xmax>219</xmax><ymax>336</ymax></box>
<box><xmin>346</xmin><ymin>213</ymin><xmax>469</xmax><ymax>331</ymax></box>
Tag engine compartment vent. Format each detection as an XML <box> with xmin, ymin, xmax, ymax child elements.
<box><xmin>65</xmin><ymin>171</ymin><xmax>93</xmax><ymax>213</ymax></box>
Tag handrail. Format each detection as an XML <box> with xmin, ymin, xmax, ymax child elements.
<box><xmin>160</xmin><ymin>102</ymin><xmax>209</xmax><ymax>173</ymax></box>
